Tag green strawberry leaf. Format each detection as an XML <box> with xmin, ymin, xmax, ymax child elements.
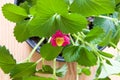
<box><xmin>94</xmin><ymin>16</ymin><xmax>120</xmax><ymax>46</ymax></box>
<box><xmin>95</xmin><ymin>63</ymin><xmax>102</xmax><ymax>78</ymax></box>
<box><xmin>28</xmin><ymin>0</ymin><xmax>87</xmax><ymax>37</ymax></box>
<box><xmin>99</xmin><ymin>51</ymin><xmax>114</xmax><ymax>58</ymax></box>
<box><xmin>93</xmin><ymin>17</ymin><xmax>116</xmax><ymax>35</ymax></box>
<box><xmin>0</xmin><ymin>46</ymin><xmax>16</xmax><ymax>73</ymax></box>
<box><xmin>81</xmin><ymin>67</ymin><xmax>91</xmax><ymax>76</ymax></box>
<box><xmin>99</xmin><ymin>31</ymin><xmax>112</xmax><ymax>46</ymax></box>
<box><xmin>10</xmin><ymin>62</ymin><xmax>37</xmax><ymax>79</ymax></box>
<box><xmin>14</xmin><ymin>20</ymin><xmax>31</xmax><ymax>42</ymax></box>
<box><xmin>37</xmin><ymin>65</ymin><xmax>53</xmax><ymax>75</ymax></box>
<box><xmin>85</xmin><ymin>27</ymin><xmax>104</xmax><ymax>42</ymax></box>
<box><xmin>23</xmin><ymin>76</ymin><xmax>55</xmax><ymax>80</ymax></box>
<box><xmin>40</xmin><ymin>43</ymin><xmax>63</xmax><ymax>60</ymax></box>
<box><xmin>19</xmin><ymin>1</ymin><xmax>31</xmax><ymax>13</ymax></box>
<box><xmin>94</xmin><ymin>77</ymin><xmax>111</xmax><ymax>80</ymax></box>
<box><xmin>77</xmin><ymin>47</ymin><xmax>97</xmax><ymax>66</ymax></box>
<box><xmin>12</xmin><ymin>77</ymin><xmax>23</xmax><ymax>80</ymax></box>
<box><xmin>70</xmin><ymin>0</ymin><xmax>115</xmax><ymax>17</ymax></box>
<box><xmin>25</xmin><ymin>0</ymin><xmax>37</xmax><ymax>6</ymax></box>
<box><xmin>2</xmin><ymin>3</ymin><xmax>28</xmax><ymax>22</ymax></box>
<box><xmin>62</xmin><ymin>45</ymin><xmax>80</xmax><ymax>62</ymax></box>
<box><xmin>56</xmin><ymin>64</ymin><xmax>68</xmax><ymax>77</ymax></box>
<box><xmin>56</xmin><ymin>14</ymin><xmax>87</xmax><ymax>34</ymax></box>
<box><xmin>37</xmin><ymin>64</ymin><xmax>67</xmax><ymax>77</ymax></box>
<box><xmin>41</xmin><ymin>65</ymin><xmax>53</xmax><ymax>74</ymax></box>
<box><xmin>115</xmin><ymin>0</ymin><xmax>120</xmax><ymax>5</ymax></box>
<box><xmin>111</xmin><ymin>25</ymin><xmax>120</xmax><ymax>45</ymax></box>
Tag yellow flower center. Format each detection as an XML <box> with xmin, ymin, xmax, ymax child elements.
<box><xmin>55</xmin><ymin>37</ymin><xmax>64</xmax><ymax>46</ymax></box>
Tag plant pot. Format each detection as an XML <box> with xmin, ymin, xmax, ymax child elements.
<box><xmin>14</xmin><ymin>0</ymin><xmax>105</xmax><ymax>62</ymax></box>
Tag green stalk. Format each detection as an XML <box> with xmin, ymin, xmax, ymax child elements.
<box><xmin>110</xmin><ymin>42</ymin><xmax>120</xmax><ymax>63</ymax></box>
<box><xmin>98</xmin><ymin>15</ymin><xmax>114</xmax><ymax>21</ymax></box>
<box><xmin>48</xmin><ymin>37</ymin><xmax>51</xmax><ymax>43</ymax></box>
<box><xmin>26</xmin><ymin>37</ymin><xmax>45</xmax><ymax>61</ymax></box>
<box><xmin>110</xmin><ymin>42</ymin><xmax>120</xmax><ymax>52</ymax></box>
<box><xmin>98</xmin><ymin>15</ymin><xmax>119</xmax><ymax>26</ymax></box>
<box><xmin>85</xmin><ymin>42</ymin><xmax>104</xmax><ymax>61</ymax></box>
<box><xmin>80</xmin><ymin>32</ymin><xmax>86</xmax><ymax>38</ymax></box>
<box><xmin>73</xmin><ymin>34</ymin><xmax>84</xmax><ymax>44</ymax></box>
<box><xmin>42</xmin><ymin>58</ymin><xmax>45</xmax><ymax>65</ymax></box>
<box><xmin>73</xmin><ymin>33</ymin><xmax>104</xmax><ymax>61</ymax></box>
<box><xmin>70</xmin><ymin>35</ymin><xmax>75</xmax><ymax>45</ymax></box>
<box><xmin>36</xmin><ymin>58</ymin><xmax>43</xmax><ymax>64</ymax></box>
<box><xmin>53</xmin><ymin>58</ymin><xmax>57</xmax><ymax>79</ymax></box>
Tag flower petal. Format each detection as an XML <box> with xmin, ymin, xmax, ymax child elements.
<box><xmin>50</xmin><ymin>30</ymin><xmax>70</xmax><ymax>47</ymax></box>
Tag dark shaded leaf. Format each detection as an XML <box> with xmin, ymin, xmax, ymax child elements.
<box><xmin>25</xmin><ymin>0</ymin><xmax>37</xmax><ymax>6</ymax></box>
<box><xmin>19</xmin><ymin>1</ymin><xmax>30</xmax><ymax>13</ymax></box>
<box><xmin>115</xmin><ymin>0</ymin><xmax>120</xmax><ymax>5</ymax></box>
<box><xmin>77</xmin><ymin>47</ymin><xmax>97</xmax><ymax>66</ymax></box>
<box><xmin>42</xmin><ymin>65</ymin><xmax>53</xmax><ymax>74</ymax></box>
<box><xmin>12</xmin><ymin>77</ymin><xmax>22</xmax><ymax>80</ymax></box>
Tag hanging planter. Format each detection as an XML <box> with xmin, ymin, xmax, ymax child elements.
<box><xmin>1</xmin><ymin>0</ymin><xmax>120</xmax><ymax>80</ymax></box>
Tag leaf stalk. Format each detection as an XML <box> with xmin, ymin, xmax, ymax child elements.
<box><xmin>26</xmin><ymin>37</ymin><xmax>45</xmax><ymax>61</ymax></box>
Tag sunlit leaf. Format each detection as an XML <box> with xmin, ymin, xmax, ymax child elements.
<box><xmin>14</xmin><ymin>20</ymin><xmax>31</xmax><ymax>42</ymax></box>
<box><xmin>81</xmin><ymin>67</ymin><xmax>91</xmax><ymax>76</ymax></box>
<box><xmin>40</xmin><ymin>43</ymin><xmax>63</xmax><ymax>60</ymax></box>
<box><xmin>85</xmin><ymin>27</ymin><xmax>104</xmax><ymax>42</ymax></box>
<box><xmin>70</xmin><ymin>0</ymin><xmax>115</xmax><ymax>16</ymax></box>
<box><xmin>2</xmin><ymin>3</ymin><xmax>28</xmax><ymax>22</ymax></box>
<box><xmin>28</xmin><ymin>0</ymin><xmax>87</xmax><ymax>37</ymax></box>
